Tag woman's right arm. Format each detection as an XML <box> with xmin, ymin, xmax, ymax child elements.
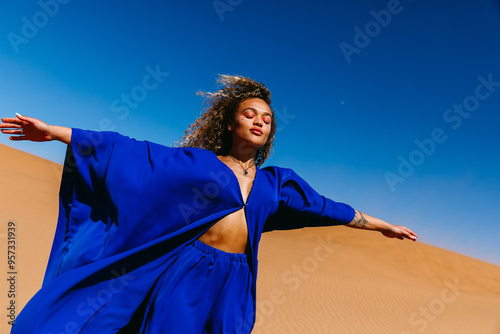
<box><xmin>0</xmin><ymin>114</ymin><xmax>71</xmax><ymax>144</ymax></box>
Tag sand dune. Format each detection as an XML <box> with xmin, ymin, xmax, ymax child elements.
<box><xmin>0</xmin><ymin>144</ymin><xmax>62</xmax><ymax>333</ymax></box>
<box><xmin>254</xmin><ymin>228</ymin><xmax>500</xmax><ymax>333</ymax></box>
<box><xmin>1</xmin><ymin>144</ymin><xmax>499</xmax><ymax>334</ymax></box>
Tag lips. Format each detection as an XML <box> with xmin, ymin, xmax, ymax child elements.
<box><xmin>250</xmin><ymin>128</ymin><xmax>263</xmax><ymax>135</ymax></box>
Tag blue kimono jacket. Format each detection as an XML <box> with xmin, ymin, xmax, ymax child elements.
<box><xmin>12</xmin><ymin>129</ymin><xmax>355</xmax><ymax>333</ymax></box>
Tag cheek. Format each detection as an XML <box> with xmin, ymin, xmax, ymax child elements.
<box><xmin>264</xmin><ymin>124</ymin><xmax>272</xmax><ymax>134</ymax></box>
<box><xmin>262</xmin><ymin>127</ymin><xmax>272</xmax><ymax>142</ymax></box>
<box><xmin>235</xmin><ymin>117</ymin><xmax>250</xmax><ymax>126</ymax></box>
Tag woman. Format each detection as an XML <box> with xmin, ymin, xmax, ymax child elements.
<box><xmin>1</xmin><ymin>75</ymin><xmax>417</xmax><ymax>333</ymax></box>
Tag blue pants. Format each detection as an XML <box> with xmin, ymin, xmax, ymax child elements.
<box><xmin>140</xmin><ymin>240</ymin><xmax>254</xmax><ymax>333</ymax></box>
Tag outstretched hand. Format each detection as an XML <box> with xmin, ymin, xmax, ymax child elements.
<box><xmin>347</xmin><ymin>210</ymin><xmax>418</xmax><ymax>242</ymax></box>
<box><xmin>1</xmin><ymin>114</ymin><xmax>53</xmax><ymax>142</ymax></box>
<box><xmin>381</xmin><ymin>224</ymin><xmax>418</xmax><ymax>241</ymax></box>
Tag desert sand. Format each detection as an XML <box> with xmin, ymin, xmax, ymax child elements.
<box><xmin>1</xmin><ymin>143</ymin><xmax>499</xmax><ymax>334</ymax></box>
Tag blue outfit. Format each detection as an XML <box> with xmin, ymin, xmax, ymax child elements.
<box><xmin>12</xmin><ymin>129</ymin><xmax>355</xmax><ymax>333</ymax></box>
<box><xmin>142</xmin><ymin>240</ymin><xmax>252</xmax><ymax>333</ymax></box>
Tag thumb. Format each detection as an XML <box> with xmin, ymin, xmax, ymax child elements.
<box><xmin>16</xmin><ymin>113</ymin><xmax>32</xmax><ymax>123</ymax></box>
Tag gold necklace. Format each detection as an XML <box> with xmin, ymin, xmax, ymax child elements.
<box><xmin>228</xmin><ymin>155</ymin><xmax>255</xmax><ymax>176</ymax></box>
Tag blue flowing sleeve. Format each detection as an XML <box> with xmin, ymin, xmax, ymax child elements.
<box><xmin>43</xmin><ymin>128</ymin><xmax>236</xmax><ymax>284</ymax></box>
<box><xmin>44</xmin><ymin>128</ymin><xmax>191</xmax><ymax>283</ymax></box>
<box><xmin>43</xmin><ymin>129</ymin><xmax>120</xmax><ymax>282</ymax></box>
<box><xmin>263</xmin><ymin>167</ymin><xmax>355</xmax><ymax>232</ymax></box>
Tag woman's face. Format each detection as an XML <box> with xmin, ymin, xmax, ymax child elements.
<box><xmin>229</xmin><ymin>98</ymin><xmax>273</xmax><ymax>153</ymax></box>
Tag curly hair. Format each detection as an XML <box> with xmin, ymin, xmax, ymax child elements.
<box><xmin>177</xmin><ymin>75</ymin><xmax>276</xmax><ymax>166</ymax></box>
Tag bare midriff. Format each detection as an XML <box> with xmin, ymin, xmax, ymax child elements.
<box><xmin>197</xmin><ymin>208</ymin><xmax>250</xmax><ymax>254</ymax></box>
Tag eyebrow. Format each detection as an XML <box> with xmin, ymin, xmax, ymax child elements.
<box><xmin>241</xmin><ymin>108</ymin><xmax>273</xmax><ymax>117</ymax></box>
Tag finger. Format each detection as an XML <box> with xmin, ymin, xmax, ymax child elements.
<box><xmin>406</xmin><ymin>228</ymin><xmax>418</xmax><ymax>239</ymax></box>
<box><xmin>1</xmin><ymin>118</ymin><xmax>23</xmax><ymax>125</ymax></box>
<box><xmin>404</xmin><ymin>230</ymin><xmax>418</xmax><ymax>241</ymax></box>
<box><xmin>9</xmin><ymin>135</ymin><xmax>27</xmax><ymax>141</ymax></box>
<box><xmin>16</xmin><ymin>113</ymin><xmax>33</xmax><ymax>123</ymax></box>
<box><xmin>1</xmin><ymin>129</ymin><xmax>24</xmax><ymax>135</ymax></box>
<box><xmin>0</xmin><ymin>125</ymin><xmax>23</xmax><ymax>130</ymax></box>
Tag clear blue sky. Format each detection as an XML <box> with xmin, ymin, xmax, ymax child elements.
<box><xmin>1</xmin><ymin>0</ymin><xmax>499</xmax><ymax>265</ymax></box>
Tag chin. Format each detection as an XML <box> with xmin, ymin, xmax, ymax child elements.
<box><xmin>251</xmin><ymin>140</ymin><xmax>267</xmax><ymax>150</ymax></box>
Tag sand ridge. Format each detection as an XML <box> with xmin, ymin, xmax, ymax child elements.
<box><xmin>254</xmin><ymin>228</ymin><xmax>500</xmax><ymax>333</ymax></box>
<box><xmin>1</xmin><ymin>144</ymin><xmax>499</xmax><ymax>333</ymax></box>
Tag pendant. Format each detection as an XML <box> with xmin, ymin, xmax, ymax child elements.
<box><xmin>243</xmin><ymin>170</ymin><xmax>248</xmax><ymax>176</ymax></box>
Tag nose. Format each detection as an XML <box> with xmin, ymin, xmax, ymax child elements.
<box><xmin>253</xmin><ymin>116</ymin><xmax>263</xmax><ymax>127</ymax></box>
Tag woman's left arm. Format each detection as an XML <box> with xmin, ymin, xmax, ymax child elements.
<box><xmin>346</xmin><ymin>210</ymin><xmax>418</xmax><ymax>241</ymax></box>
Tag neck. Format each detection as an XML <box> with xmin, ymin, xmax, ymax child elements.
<box><xmin>227</xmin><ymin>145</ymin><xmax>257</xmax><ymax>164</ymax></box>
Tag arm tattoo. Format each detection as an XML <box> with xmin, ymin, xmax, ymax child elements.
<box><xmin>353</xmin><ymin>211</ymin><xmax>368</xmax><ymax>228</ymax></box>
